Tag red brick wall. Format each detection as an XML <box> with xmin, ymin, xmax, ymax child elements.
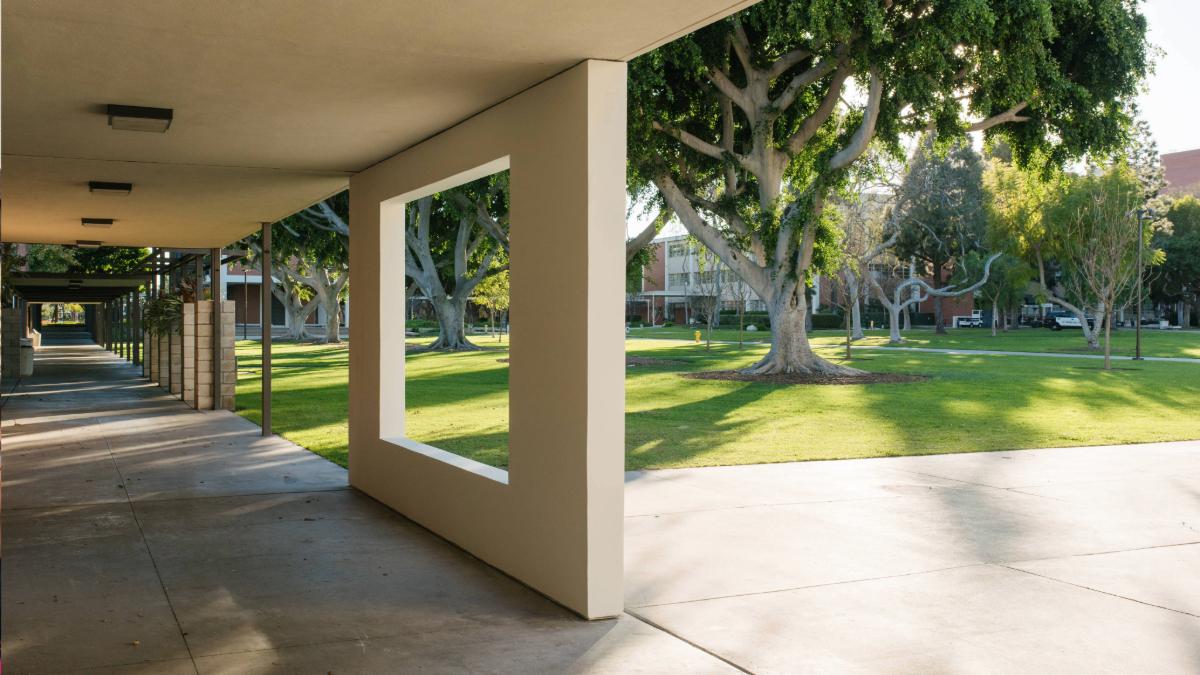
<box><xmin>642</xmin><ymin>243</ymin><xmax>666</xmax><ymax>292</ymax></box>
<box><xmin>920</xmin><ymin>292</ymin><xmax>976</xmax><ymax>324</ymax></box>
<box><xmin>1165</xmin><ymin>149</ymin><xmax>1200</xmax><ymax>195</ymax></box>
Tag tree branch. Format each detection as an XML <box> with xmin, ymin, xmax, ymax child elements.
<box><xmin>653</xmin><ymin>121</ymin><xmax>745</xmax><ymax>168</ymax></box>
<box><xmin>655</xmin><ymin>174</ymin><xmax>769</xmax><ymax>293</ymax></box>
<box><xmin>705</xmin><ymin>68</ymin><xmax>753</xmax><ymax>117</ymax></box>
<box><xmin>771</xmin><ymin>58</ymin><xmax>838</xmax><ymax>116</ymax></box>
<box><xmin>965</xmin><ymin>102</ymin><xmax>1030</xmax><ymax>133</ymax></box>
<box><xmin>830</xmin><ymin>70</ymin><xmax>884</xmax><ymax>170</ymax></box>
<box><xmin>731</xmin><ymin>19</ymin><xmax>754</xmax><ymax>75</ymax></box>
<box><xmin>767</xmin><ymin>48</ymin><xmax>814</xmax><ymax>80</ymax></box>
<box><xmin>787</xmin><ymin>64</ymin><xmax>852</xmax><ymax>153</ymax></box>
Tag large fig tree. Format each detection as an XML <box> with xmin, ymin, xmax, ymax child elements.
<box><xmin>629</xmin><ymin>0</ymin><xmax>1149</xmax><ymax>375</ymax></box>
<box><xmin>405</xmin><ymin>173</ymin><xmax>509</xmax><ymax>350</ymax></box>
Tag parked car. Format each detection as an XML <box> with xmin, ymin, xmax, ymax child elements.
<box><xmin>1045</xmin><ymin>311</ymin><xmax>1095</xmax><ymax>330</ymax></box>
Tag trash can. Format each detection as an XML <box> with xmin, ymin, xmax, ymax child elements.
<box><xmin>19</xmin><ymin>338</ymin><xmax>34</xmax><ymax>377</ymax></box>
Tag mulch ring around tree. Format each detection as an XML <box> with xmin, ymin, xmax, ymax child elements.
<box><xmin>681</xmin><ymin>370</ymin><xmax>929</xmax><ymax>385</ymax></box>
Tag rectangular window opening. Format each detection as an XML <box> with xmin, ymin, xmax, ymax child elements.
<box><xmin>379</xmin><ymin>159</ymin><xmax>512</xmax><ymax>482</ymax></box>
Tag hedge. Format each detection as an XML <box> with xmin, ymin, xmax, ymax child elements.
<box><xmin>810</xmin><ymin>312</ymin><xmax>844</xmax><ymax>329</ymax></box>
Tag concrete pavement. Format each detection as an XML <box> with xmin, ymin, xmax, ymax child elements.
<box><xmin>2</xmin><ymin>343</ymin><xmax>734</xmax><ymax>674</ymax></box>
<box><xmin>6</xmin><ymin>339</ymin><xmax>1200</xmax><ymax>673</ymax></box>
<box><xmin>626</xmin><ymin>441</ymin><xmax>1200</xmax><ymax>673</ymax></box>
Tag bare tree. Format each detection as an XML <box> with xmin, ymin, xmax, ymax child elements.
<box><xmin>1058</xmin><ymin>168</ymin><xmax>1148</xmax><ymax>369</ymax></box>
<box><xmin>870</xmin><ymin>253</ymin><xmax>1002</xmax><ymax>343</ymax></box>
<box><xmin>690</xmin><ymin>247</ymin><xmax>725</xmax><ymax>349</ymax></box>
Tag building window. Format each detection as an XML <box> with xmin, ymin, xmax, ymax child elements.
<box><xmin>668</xmin><ymin>242</ymin><xmax>687</xmax><ymax>258</ymax></box>
<box><xmin>668</xmin><ymin>272</ymin><xmax>690</xmax><ymax>288</ymax></box>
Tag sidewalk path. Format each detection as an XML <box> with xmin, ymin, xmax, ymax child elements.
<box><xmin>848</xmin><ymin>344</ymin><xmax>1200</xmax><ymax>363</ymax></box>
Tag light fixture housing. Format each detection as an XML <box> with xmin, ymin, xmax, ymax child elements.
<box><xmin>67</xmin><ymin>279</ymin><xmax>83</xmax><ymax>290</ymax></box>
<box><xmin>88</xmin><ymin>181</ymin><xmax>132</xmax><ymax>195</ymax></box>
<box><xmin>76</xmin><ymin>240</ymin><xmax>103</xmax><ymax>248</ymax></box>
<box><xmin>106</xmin><ymin>104</ymin><xmax>173</xmax><ymax>132</ymax></box>
<box><xmin>81</xmin><ymin>218</ymin><xmax>115</xmax><ymax>228</ymax></box>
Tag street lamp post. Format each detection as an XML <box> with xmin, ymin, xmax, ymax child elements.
<box><xmin>1134</xmin><ymin>209</ymin><xmax>1146</xmax><ymax>361</ymax></box>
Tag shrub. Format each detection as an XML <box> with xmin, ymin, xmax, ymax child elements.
<box><xmin>143</xmin><ymin>294</ymin><xmax>183</xmax><ymax>335</ymax></box>
<box><xmin>721</xmin><ymin>310</ymin><xmax>771</xmax><ymax>328</ymax></box>
<box><xmin>811</xmin><ymin>312</ymin><xmax>844</xmax><ymax>329</ymax></box>
<box><xmin>912</xmin><ymin>312</ymin><xmax>936</xmax><ymax>326</ymax></box>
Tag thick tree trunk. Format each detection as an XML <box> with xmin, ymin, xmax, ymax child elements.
<box><xmin>743</xmin><ymin>291</ymin><xmax>862</xmax><ymax>375</ymax></box>
<box><xmin>279</xmin><ymin>292</ymin><xmax>314</xmax><ymax>341</ymax></box>
<box><xmin>1086</xmin><ymin>302</ymin><xmax>1104</xmax><ymax>350</ymax></box>
<box><xmin>320</xmin><ymin>295</ymin><xmax>342</xmax><ymax>343</ymax></box>
<box><xmin>847</xmin><ymin>274</ymin><xmax>865</xmax><ymax>339</ymax></box>
<box><xmin>887</xmin><ymin>304</ymin><xmax>904</xmax><ymax>343</ymax></box>
<box><xmin>1103</xmin><ymin>312</ymin><xmax>1113</xmax><ymax>370</ymax></box>
<box><xmin>427</xmin><ymin>297</ymin><xmax>478</xmax><ymax>351</ymax></box>
<box><xmin>932</xmin><ymin>264</ymin><xmax>947</xmax><ymax>334</ymax></box>
<box><xmin>902</xmin><ymin>304</ymin><xmax>912</xmax><ymax>331</ymax></box>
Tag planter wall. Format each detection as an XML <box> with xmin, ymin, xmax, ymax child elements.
<box><xmin>182</xmin><ymin>301</ymin><xmax>236</xmax><ymax>411</ymax></box>
<box><xmin>169</xmin><ymin>333</ymin><xmax>182</xmax><ymax>396</ymax></box>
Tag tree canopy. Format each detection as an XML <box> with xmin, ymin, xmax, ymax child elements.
<box><xmin>628</xmin><ymin>0</ymin><xmax>1150</xmax><ymax>374</ymax></box>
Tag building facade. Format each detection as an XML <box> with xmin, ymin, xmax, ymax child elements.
<box><xmin>222</xmin><ymin>261</ymin><xmax>349</xmax><ymax>335</ymax></box>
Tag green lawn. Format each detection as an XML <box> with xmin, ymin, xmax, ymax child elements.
<box><xmin>629</xmin><ymin>325</ymin><xmax>1200</xmax><ymax>359</ymax></box>
<box><xmin>236</xmin><ymin>336</ymin><xmax>1200</xmax><ymax>471</ymax></box>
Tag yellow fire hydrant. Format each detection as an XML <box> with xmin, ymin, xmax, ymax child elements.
<box><xmin>694</xmin><ymin>330</ymin><xmax>702</xmax><ymax>344</ymax></box>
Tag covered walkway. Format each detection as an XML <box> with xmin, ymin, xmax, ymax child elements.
<box><xmin>1</xmin><ymin>343</ymin><xmax>730</xmax><ymax>674</ymax></box>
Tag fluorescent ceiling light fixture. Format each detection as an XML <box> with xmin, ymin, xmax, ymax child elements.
<box><xmin>106</xmin><ymin>104</ymin><xmax>173</xmax><ymax>132</ymax></box>
<box><xmin>88</xmin><ymin>181</ymin><xmax>133</xmax><ymax>194</ymax></box>
<box><xmin>76</xmin><ymin>240</ymin><xmax>103</xmax><ymax>248</ymax></box>
<box><xmin>81</xmin><ymin>218</ymin><xmax>115</xmax><ymax>228</ymax></box>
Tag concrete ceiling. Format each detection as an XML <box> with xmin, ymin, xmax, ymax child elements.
<box><xmin>2</xmin><ymin>0</ymin><xmax>755</xmax><ymax>248</ymax></box>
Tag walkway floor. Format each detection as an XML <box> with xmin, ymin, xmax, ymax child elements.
<box><xmin>6</xmin><ymin>340</ymin><xmax>1200</xmax><ymax>673</ymax></box>
<box><xmin>627</xmin><ymin>442</ymin><xmax>1200</xmax><ymax>672</ymax></box>
<box><xmin>2</xmin><ymin>343</ymin><xmax>730</xmax><ymax>674</ymax></box>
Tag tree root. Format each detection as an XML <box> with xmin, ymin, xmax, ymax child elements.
<box><xmin>421</xmin><ymin>338</ymin><xmax>483</xmax><ymax>352</ymax></box>
<box><xmin>737</xmin><ymin>355</ymin><xmax>866</xmax><ymax>378</ymax></box>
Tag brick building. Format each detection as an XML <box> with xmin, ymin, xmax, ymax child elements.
<box><xmin>628</xmin><ymin>233</ymin><xmax>975</xmax><ymax>328</ymax></box>
<box><xmin>1164</xmin><ymin>148</ymin><xmax>1200</xmax><ymax>195</ymax></box>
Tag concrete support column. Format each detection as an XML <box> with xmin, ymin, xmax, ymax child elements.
<box><xmin>349</xmin><ymin>60</ymin><xmax>625</xmax><ymax>618</ymax></box>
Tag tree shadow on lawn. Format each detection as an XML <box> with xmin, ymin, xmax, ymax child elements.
<box><xmin>624</xmin><ymin>346</ymin><xmax>1200</xmax><ymax>470</ymax></box>
<box><xmin>235</xmin><ymin>347</ymin><xmax>349</xmax><ymax>371</ymax></box>
<box><xmin>853</xmin><ymin>353</ymin><xmax>1200</xmax><ymax>457</ymax></box>
<box><xmin>626</xmin><ymin>379</ymin><xmax>778</xmax><ymax>470</ymax></box>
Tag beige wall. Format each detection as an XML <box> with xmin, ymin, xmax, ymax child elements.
<box><xmin>349</xmin><ymin>60</ymin><xmax>626</xmax><ymax>619</ymax></box>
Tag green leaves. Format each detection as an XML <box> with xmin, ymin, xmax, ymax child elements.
<box><xmin>142</xmin><ymin>293</ymin><xmax>182</xmax><ymax>335</ymax></box>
